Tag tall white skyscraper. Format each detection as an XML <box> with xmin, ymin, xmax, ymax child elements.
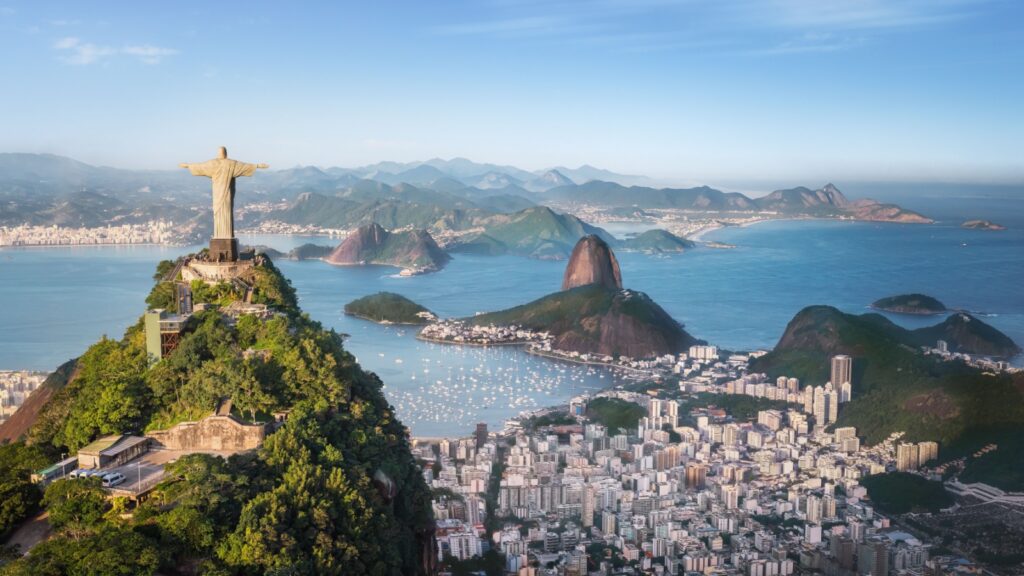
<box><xmin>839</xmin><ymin>380</ymin><xmax>852</xmax><ymax>403</ymax></box>
<box><xmin>665</xmin><ymin>400</ymin><xmax>679</xmax><ymax>427</ymax></box>
<box><xmin>582</xmin><ymin>485</ymin><xmax>595</xmax><ymax>528</ymax></box>
<box><xmin>812</xmin><ymin>386</ymin><xmax>826</xmax><ymax>425</ymax></box>
<box><xmin>649</xmin><ymin>398</ymin><xmax>663</xmax><ymax>420</ymax></box>
<box><xmin>831</xmin><ymin>355</ymin><xmax>852</xmax><ymax>389</ymax></box>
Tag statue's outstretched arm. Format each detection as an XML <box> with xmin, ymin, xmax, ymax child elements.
<box><xmin>256</xmin><ymin>163</ymin><xmax>269</xmax><ymax>169</ymax></box>
<box><xmin>179</xmin><ymin>163</ymin><xmax>190</xmax><ymax>169</ymax></box>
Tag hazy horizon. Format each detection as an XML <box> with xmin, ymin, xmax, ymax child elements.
<box><xmin>0</xmin><ymin>1</ymin><xmax>1021</xmax><ymax>183</ymax></box>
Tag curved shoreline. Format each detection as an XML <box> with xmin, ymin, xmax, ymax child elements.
<box><xmin>413</xmin><ymin>333</ymin><xmax>658</xmax><ymax>377</ymax></box>
<box><xmin>524</xmin><ymin>347</ymin><xmax>653</xmax><ymax>376</ymax></box>
<box><xmin>869</xmin><ymin>305</ymin><xmax>947</xmax><ymax>316</ymax></box>
<box><xmin>414</xmin><ymin>334</ymin><xmax>530</xmax><ymax>348</ymax></box>
<box><xmin>344</xmin><ymin>312</ymin><xmax>429</xmax><ymax>326</ymax></box>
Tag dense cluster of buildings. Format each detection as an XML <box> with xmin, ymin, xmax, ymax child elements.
<box><xmin>238</xmin><ymin>220</ymin><xmax>348</xmax><ymax>237</ymax></box>
<box><xmin>924</xmin><ymin>340</ymin><xmax>1019</xmax><ymax>373</ymax></box>
<box><xmin>412</xmin><ymin>339</ymin><xmax>991</xmax><ymax>576</ymax></box>
<box><xmin>419</xmin><ymin>320</ymin><xmax>549</xmax><ymax>346</ymax></box>
<box><xmin>681</xmin><ymin>352</ymin><xmax>853</xmax><ymax>428</ymax></box>
<box><xmin>566</xmin><ymin>205</ymin><xmax>771</xmax><ymax>241</ymax></box>
<box><xmin>0</xmin><ymin>222</ymin><xmax>178</xmax><ymax>246</ymax></box>
<box><xmin>0</xmin><ymin>370</ymin><xmax>46</xmax><ymax>424</ymax></box>
<box><xmin>423</xmin><ymin>382</ymin><xmax>946</xmax><ymax>576</ymax></box>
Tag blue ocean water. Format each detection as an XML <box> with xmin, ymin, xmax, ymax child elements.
<box><xmin>1</xmin><ymin>215</ymin><xmax>1021</xmax><ymax>436</ymax></box>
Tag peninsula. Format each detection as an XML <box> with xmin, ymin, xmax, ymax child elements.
<box><xmin>325</xmin><ymin>222</ymin><xmax>450</xmax><ymax>274</ymax></box>
<box><xmin>421</xmin><ymin>235</ymin><xmax>697</xmax><ymax>359</ymax></box>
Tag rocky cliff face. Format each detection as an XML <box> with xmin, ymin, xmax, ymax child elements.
<box><xmin>327</xmin><ymin>222</ymin><xmax>388</xmax><ymax>264</ymax></box>
<box><xmin>326</xmin><ymin>222</ymin><xmax>450</xmax><ymax>272</ymax></box>
<box><xmin>562</xmin><ymin>235</ymin><xmax>623</xmax><ymax>291</ymax></box>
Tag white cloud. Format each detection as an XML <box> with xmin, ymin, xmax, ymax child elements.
<box><xmin>122</xmin><ymin>45</ymin><xmax>179</xmax><ymax>65</ymax></box>
<box><xmin>53</xmin><ymin>37</ymin><xmax>115</xmax><ymax>65</ymax></box>
<box><xmin>431</xmin><ymin>0</ymin><xmax>992</xmax><ymax>54</ymax></box>
<box><xmin>53</xmin><ymin>37</ymin><xmax>178</xmax><ymax>65</ymax></box>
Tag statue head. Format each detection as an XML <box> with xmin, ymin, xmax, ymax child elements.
<box><xmin>217</xmin><ymin>146</ymin><xmax>228</xmax><ymax>159</ymax></box>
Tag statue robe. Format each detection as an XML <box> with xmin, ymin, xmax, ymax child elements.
<box><xmin>187</xmin><ymin>158</ymin><xmax>259</xmax><ymax>239</ymax></box>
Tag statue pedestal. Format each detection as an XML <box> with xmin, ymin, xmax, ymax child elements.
<box><xmin>210</xmin><ymin>238</ymin><xmax>239</xmax><ymax>263</ymax></box>
<box><xmin>182</xmin><ymin>259</ymin><xmax>254</xmax><ymax>284</ymax></box>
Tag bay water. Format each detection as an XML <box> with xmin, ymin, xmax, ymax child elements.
<box><xmin>1</xmin><ymin>213</ymin><xmax>1021</xmax><ymax>436</ymax></box>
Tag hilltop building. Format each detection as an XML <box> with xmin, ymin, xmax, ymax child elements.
<box><xmin>145</xmin><ymin>309</ymin><xmax>189</xmax><ymax>365</ymax></box>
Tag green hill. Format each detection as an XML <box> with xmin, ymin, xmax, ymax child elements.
<box><xmin>871</xmin><ymin>293</ymin><xmax>947</xmax><ymax>315</ymax></box>
<box><xmin>273</xmin><ymin>196</ymin><xmax>615</xmax><ymax>261</ymax></box>
<box><xmin>621</xmin><ymin>229</ymin><xmax>695</xmax><ymax>253</ymax></box>
<box><xmin>452</xmin><ymin>206</ymin><xmax>617</xmax><ymax>260</ymax></box>
<box><xmin>345</xmin><ymin>292</ymin><xmax>434</xmax><ymax>324</ymax></box>
<box><xmin>861</xmin><ymin>473</ymin><xmax>953</xmax><ymax>514</ymax></box>
<box><xmin>272</xmin><ymin>193</ymin><xmax>484</xmax><ymax>231</ymax></box>
<box><xmin>750</xmin><ymin>305</ymin><xmax>1024</xmax><ymax>455</ymax></box>
<box><xmin>1</xmin><ymin>257</ymin><xmax>434</xmax><ymax>575</ymax></box>
<box><xmin>911</xmin><ymin>312</ymin><xmax>1021</xmax><ymax>357</ymax></box>
<box><xmin>469</xmin><ymin>285</ymin><xmax>697</xmax><ymax>358</ymax></box>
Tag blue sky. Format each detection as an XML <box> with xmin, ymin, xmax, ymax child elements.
<box><xmin>0</xmin><ymin>0</ymin><xmax>1021</xmax><ymax>186</ymax></box>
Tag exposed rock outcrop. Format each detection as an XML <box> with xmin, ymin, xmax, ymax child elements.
<box><xmin>561</xmin><ymin>235</ymin><xmax>623</xmax><ymax>291</ymax></box>
<box><xmin>326</xmin><ymin>222</ymin><xmax>450</xmax><ymax>272</ymax></box>
<box><xmin>962</xmin><ymin>219</ymin><xmax>1006</xmax><ymax>231</ymax></box>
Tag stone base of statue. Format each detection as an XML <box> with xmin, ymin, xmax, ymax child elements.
<box><xmin>182</xmin><ymin>259</ymin><xmax>254</xmax><ymax>284</ymax></box>
<box><xmin>182</xmin><ymin>245</ymin><xmax>255</xmax><ymax>285</ymax></box>
<box><xmin>209</xmin><ymin>238</ymin><xmax>239</xmax><ymax>263</ymax></box>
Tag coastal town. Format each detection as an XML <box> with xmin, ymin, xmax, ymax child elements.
<box><xmin>0</xmin><ymin>371</ymin><xmax>46</xmax><ymax>425</ymax></box>
<box><xmin>416</xmin><ymin>346</ymin><xmax>1024</xmax><ymax>576</ymax></box>
<box><xmin>0</xmin><ymin>221</ymin><xmax>180</xmax><ymax>247</ymax></box>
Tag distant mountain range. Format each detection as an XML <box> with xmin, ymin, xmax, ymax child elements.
<box><xmin>0</xmin><ymin>153</ymin><xmax>930</xmax><ymax>234</ymax></box>
<box><xmin>544</xmin><ymin>181</ymin><xmax>931</xmax><ymax>223</ymax></box>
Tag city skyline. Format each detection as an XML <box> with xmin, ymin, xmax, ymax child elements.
<box><xmin>0</xmin><ymin>1</ymin><xmax>1022</xmax><ymax>184</ymax></box>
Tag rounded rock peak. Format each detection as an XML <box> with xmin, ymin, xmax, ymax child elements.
<box><xmin>562</xmin><ymin>234</ymin><xmax>623</xmax><ymax>291</ymax></box>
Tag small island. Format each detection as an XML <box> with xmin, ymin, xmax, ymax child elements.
<box><xmin>871</xmin><ymin>293</ymin><xmax>947</xmax><ymax>315</ymax></box>
<box><xmin>703</xmin><ymin>241</ymin><xmax>737</xmax><ymax>249</ymax></box>
<box><xmin>344</xmin><ymin>292</ymin><xmax>436</xmax><ymax>324</ymax></box>
<box><xmin>962</xmin><ymin>219</ymin><xmax>1006</xmax><ymax>231</ymax></box>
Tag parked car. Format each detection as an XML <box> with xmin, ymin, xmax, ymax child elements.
<box><xmin>68</xmin><ymin>469</ymin><xmax>87</xmax><ymax>479</ymax></box>
<box><xmin>101</xmin><ymin>472</ymin><xmax>126</xmax><ymax>487</ymax></box>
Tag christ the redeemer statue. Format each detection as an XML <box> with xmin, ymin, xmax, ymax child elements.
<box><xmin>179</xmin><ymin>146</ymin><xmax>268</xmax><ymax>262</ymax></box>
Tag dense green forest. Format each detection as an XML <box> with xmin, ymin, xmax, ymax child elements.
<box><xmin>0</xmin><ymin>256</ymin><xmax>433</xmax><ymax>575</ymax></box>
<box><xmin>344</xmin><ymin>292</ymin><xmax>433</xmax><ymax>325</ymax></box>
<box><xmin>861</xmin><ymin>473</ymin><xmax>953</xmax><ymax>514</ymax></box>
<box><xmin>585</xmin><ymin>398</ymin><xmax>646</xmax><ymax>434</ymax></box>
